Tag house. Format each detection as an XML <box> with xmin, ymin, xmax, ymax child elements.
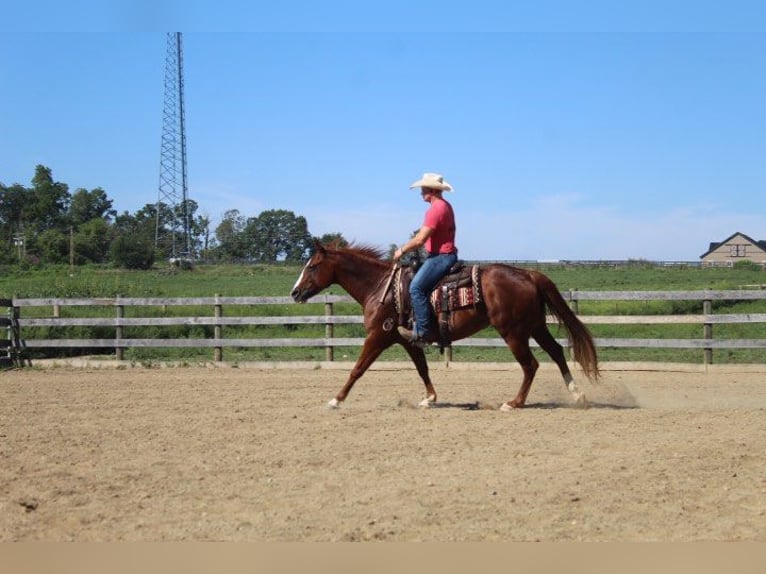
<box><xmin>700</xmin><ymin>232</ymin><xmax>766</xmax><ymax>267</ymax></box>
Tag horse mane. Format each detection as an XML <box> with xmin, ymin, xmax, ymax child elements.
<box><xmin>329</xmin><ymin>241</ymin><xmax>388</xmax><ymax>263</ymax></box>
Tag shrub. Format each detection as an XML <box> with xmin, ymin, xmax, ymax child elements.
<box><xmin>733</xmin><ymin>259</ymin><xmax>763</xmax><ymax>272</ymax></box>
<box><xmin>110</xmin><ymin>236</ymin><xmax>155</xmax><ymax>270</ymax></box>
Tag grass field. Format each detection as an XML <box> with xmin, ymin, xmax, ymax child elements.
<box><xmin>2</xmin><ymin>261</ymin><xmax>765</xmax><ymax>364</ymax></box>
<box><xmin>2</xmin><ymin>260</ymin><xmax>765</xmax><ymax>298</ymax></box>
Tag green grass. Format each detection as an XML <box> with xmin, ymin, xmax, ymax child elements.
<box><xmin>2</xmin><ymin>262</ymin><xmax>764</xmax><ymax>364</ymax></box>
<box><xmin>2</xmin><ymin>261</ymin><xmax>764</xmax><ymax>298</ymax></box>
<box><xmin>0</xmin><ymin>263</ymin><xmax>303</xmax><ymax>298</ymax></box>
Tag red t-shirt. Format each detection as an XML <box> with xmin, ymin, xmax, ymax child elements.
<box><xmin>423</xmin><ymin>198</ymin><xmax>457</xmax><ymax>255</ymax></box>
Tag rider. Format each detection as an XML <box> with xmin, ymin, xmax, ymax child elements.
<box><xmin>393</xmin><ymin>172</ymin><xmax>458</xmax><ymax>346</ymax></box>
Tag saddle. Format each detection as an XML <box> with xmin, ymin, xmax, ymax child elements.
<box><xmin>392</xmin><ymin>261</ymin><xmax>483</xmax><ymax>350</ymax></box>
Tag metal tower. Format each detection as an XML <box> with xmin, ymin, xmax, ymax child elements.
<box><xmin>156</xmin><ymin>31</ymin><xmax>192</xmax><ymax>259</ymax></box>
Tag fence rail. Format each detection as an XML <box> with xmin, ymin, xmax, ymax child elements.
<box><xmin>4</xmin><ymin>291</ymin><xmax>766</xmax><ymax>366</ymax></box>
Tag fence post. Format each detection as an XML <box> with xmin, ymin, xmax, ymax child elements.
<box><xmin>703</xmin><ymin>298</ymin><xmax>713</xmax><ymax>365</ymax></box>
<box><xmin>1</xmin><ymin>299</ymin><xmax>12</xmax><ymax>368</ymax></box>
<box><xmin>12</xmin><ymin>302</ymin><xmax>23</xmax><ymax>366</ymax></box>
<box><xmin>214</xmin><ymin>294</ymin><xmax>223</xmax><ymax>362</ymax></box>
<box><xmin>115</xmin><ymin>296</ymin><xmax>124</xmax><ymax>361</ymax></box>
<box><xmin>325</xmin><ymin>301</ymin><xmax>334</xmax><ymax>362</ymax></box>
<box><xmin>569</xmin><ymin>288</ymin><xmax>580</xmax><ymax>313</ymax></box>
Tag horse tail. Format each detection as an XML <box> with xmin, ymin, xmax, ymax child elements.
<box><xmin>534</xmin><ymin>272</ymin><xmax>600</xmax><ymax>381</ymax></box>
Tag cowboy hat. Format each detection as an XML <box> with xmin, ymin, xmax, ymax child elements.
<box><xmin>409</xmin><ymin>172</ymin><xmax>453</xmax><ymax>192</ymax></box>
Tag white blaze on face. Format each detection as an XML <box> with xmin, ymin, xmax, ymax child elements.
<box><xmin>292</xmin><ymin>260</ymin><xmax>312</xmax><ymax>294</ymax></box>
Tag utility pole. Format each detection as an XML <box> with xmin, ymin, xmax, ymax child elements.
<box><xmin>12</xmin><ymin>233</ymin><xmax>24</xmax><ymax>262</ymax></box>
<box><xmin>69</xmin><ymin>226</ymin><xmax>74</xmax><ymax>273</ymax></box>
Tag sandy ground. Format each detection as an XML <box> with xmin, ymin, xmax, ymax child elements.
<box><xmin>2</xmin><ymin>362</ymin><xmax>766</xmax><ymax>541</ymax></box>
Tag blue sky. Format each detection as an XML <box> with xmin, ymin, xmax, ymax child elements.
<box><xmin>2</xmin><ymin>5</ymin><xmax>765</xmax><ymax>261</ymax></box>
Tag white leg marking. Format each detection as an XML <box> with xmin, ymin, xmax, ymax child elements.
<box><xmin>567</xmin><ymin>380</ymin><xmax>588</xmax><ymax>407</ymax></box>
<box><xmin>418</xmin><ymin>395</ymin><xmax>436</xmax><ymax>408</ymax></box>
<box><xmin>327</xmin><ymin>398</ymin><xmax>340</xmax><ymax>409</ymax></box>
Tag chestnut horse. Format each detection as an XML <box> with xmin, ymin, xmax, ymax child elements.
<box><xmin>291</xmin><ymin>242</ymin><xmax>599</xmax><ymax>410</ymax></box>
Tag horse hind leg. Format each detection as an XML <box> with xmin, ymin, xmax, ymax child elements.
<box><xmin>533</xmin><ymin>325</ymin><xmax>588</xmax><ymax>408</ymax></box>
<box><xmin>403</xmin><ymin>344</ymin><xmax>437</xmax><ymax>407</ymax></box>
<box><xmin>499</xmin><ymin>334</ymin><xmax>538</xmax><ymax>410</ymax></box>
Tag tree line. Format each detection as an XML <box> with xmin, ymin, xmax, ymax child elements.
<box><xmin>0</xmin><ymin>166</ymin><xmax>347</xmax><ymax>269</ymax></box>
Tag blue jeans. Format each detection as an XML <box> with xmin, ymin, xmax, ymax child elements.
<box><xmin>409</xmin><ymin>252</ymin><xmax>458</xmax><ymax>339</ymax></box>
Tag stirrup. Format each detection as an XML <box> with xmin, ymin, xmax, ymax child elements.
<box><xmin>397</xmin><ymin>325</ymin><xmax>414</xmax><ymax>339</ymax></box>
<box><xmin>397</xmin><ymin>326</ymin><xmax>428</xmax><ymax>349</ymax></box>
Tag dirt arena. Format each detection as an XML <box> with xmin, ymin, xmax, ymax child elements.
<box><xmin>2</xmin><ymin>361</ymin><xmax>765</xmax><ymax>541</ymax></box>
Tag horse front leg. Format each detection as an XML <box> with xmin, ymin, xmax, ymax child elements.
<box><xmin>328</xmin><ymin>333</ymin><xmax>389</xmax><ymax>408</ymax></box>
<box><xmin>402</xmin><ymin>344</ymin><xmax>437</xmax><ymax>407</ymax></box>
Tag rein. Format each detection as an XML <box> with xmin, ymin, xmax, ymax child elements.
<box><xmin>379</xmin><ymin>263</ymin><xmax>400</xmax><ymax>305</ymax></box>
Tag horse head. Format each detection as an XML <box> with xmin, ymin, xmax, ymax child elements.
<box><xmin>290</xmin><ymin>241</ymin><xmax>334</xmax><ymax>303</ymax></box>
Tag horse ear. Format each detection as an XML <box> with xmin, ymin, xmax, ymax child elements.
<box><xmin>312</xmin><ymin>239</ymin><xmax>326</xmax><ymax>255</ymax></box>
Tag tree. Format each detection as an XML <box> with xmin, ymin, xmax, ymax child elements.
<box><xmin>111</xmin><ymin>205</ymin><xmax>164</xmax><ymax>265</ymax></box>
<box><xmin>74</xmin><ymin>219</ymin><xmax>111</xmax><ymax>264</ymax></box>
<box><xmin>28</xmin><ymin>165</ymin><xmax>70</xmax><ymax>232</ymax></box>
<box><xmin>146</xmin><ymin>202</ymin><xmax>177</xmax><ymax>259</ymax></box>
<box><xmin>214</xmin><ymin>209</ymin><xmax>247</xmax><ymax>261</ymax></box>
<box><xmin>174</xmin><ymin>199</ymin><xmax>207</xmax><ymax>257</ymax></box>
<box><xmin>0</xmin><ymin>183</ymin><xmax>28</xmax><ymax>261</ymax></box>
<box><xmin>110</xmin><ymin>235</ymin><xmax>155</xmax><ymax>270</ymax></box>
<box><xmin>35</xmin><ymin>229</ymin><xmax>69</xmax><ymax>264</ymax></box>
<box><xmin>69</xmin><ymin>187</ymin><xmax>116</xmax><ymax>226</ymax></box>
<box><xmin>0</xmin><ymin>183</ymin><xmax>25</xmax><ymax>231</ymax></box>
<box><xmin>196</xmin><ymin>213</ymin><xmax>213</xmax><ymax>258</ymax></box>
<box><xmin>243</xmin><ymin>209</ymin><xmax>313</xmax><ymax>263</ymax></box>
<box><xmin>113</xmin><ymin>210</ymin><xmax>141</xmax><ymax>236</ymax></box>
<box><xmin>316</xmin><ymin>232</ymin><xmax>349</xmax><ymax>248</ymax></box>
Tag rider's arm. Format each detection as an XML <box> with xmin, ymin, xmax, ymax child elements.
<box><xmin>393</xmin><ymin>226</ymin><xmax>433</xmax><ymax>261</ymax></box>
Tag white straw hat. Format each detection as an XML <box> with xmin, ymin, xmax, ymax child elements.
<box><xmin>409</xmin><ymin>172</ymin><xmax>453</xmax><ymax>192</ymax></box>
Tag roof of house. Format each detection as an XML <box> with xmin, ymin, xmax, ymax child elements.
<box><xmin>700</xmin><ymin>231</ymin><xmax>766</xmax><ymax>258</ymax></box>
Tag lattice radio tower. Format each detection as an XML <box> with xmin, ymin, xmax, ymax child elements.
<box><xmin>156</xmin><ymin>31</ymin><xmax>192</xmax><ymax>259</ymax></box>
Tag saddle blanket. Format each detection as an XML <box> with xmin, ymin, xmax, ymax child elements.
<box><xmin>429</xmin><ymin>283</ymin><xmax>479</xmax><ymax>313</ymax></box>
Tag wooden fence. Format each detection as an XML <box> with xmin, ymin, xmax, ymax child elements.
<box><xmin>4</xmin><ymin>290</ymin><xmax>766</xmax><ymax>366</ymax></box>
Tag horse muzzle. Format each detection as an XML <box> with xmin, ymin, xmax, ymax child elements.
<box><xmin>291</xmin><ymin>287</ymin><xmax>314</xmax><ymax>303</ymax></box>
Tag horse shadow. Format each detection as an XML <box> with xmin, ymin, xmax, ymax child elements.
<box><xmin>422</xmin><ymin>400</ymin><xmax>639</xmax><ymax>411</ymax></box>
<box><xmin>430</xmin><ymin>401</ymin><xmax>485</xmax><ymax>411</ymax></box>
<box><xmin>526</xmin><ymin>400</ymin><xmax>639</xmax><ymax>411</ymax></box>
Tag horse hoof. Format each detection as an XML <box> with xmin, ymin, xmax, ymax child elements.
<box><xmin>573</xmin><ymin>393</ymin><xmax>589</xmax><ymax>409</ymax></box>
<box><xmin>327</xmin><ymin>398</ymin><xmax>340</xmax><ymax>409</ymax></box>
<box><xmin>418</xmin><ymin>396</ymin><xmax>436</xmax><ymax>408</ymax></box>
<box><xmin>499</xmin><ymin>402</ymin><xmax>518</xmax><ymax>412</ymax></box>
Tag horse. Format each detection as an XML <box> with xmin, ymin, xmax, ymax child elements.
<box><xmin>290</xmin><ymin>242</ymin><xmax>599</xmax><ymax>410</ymax></box>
